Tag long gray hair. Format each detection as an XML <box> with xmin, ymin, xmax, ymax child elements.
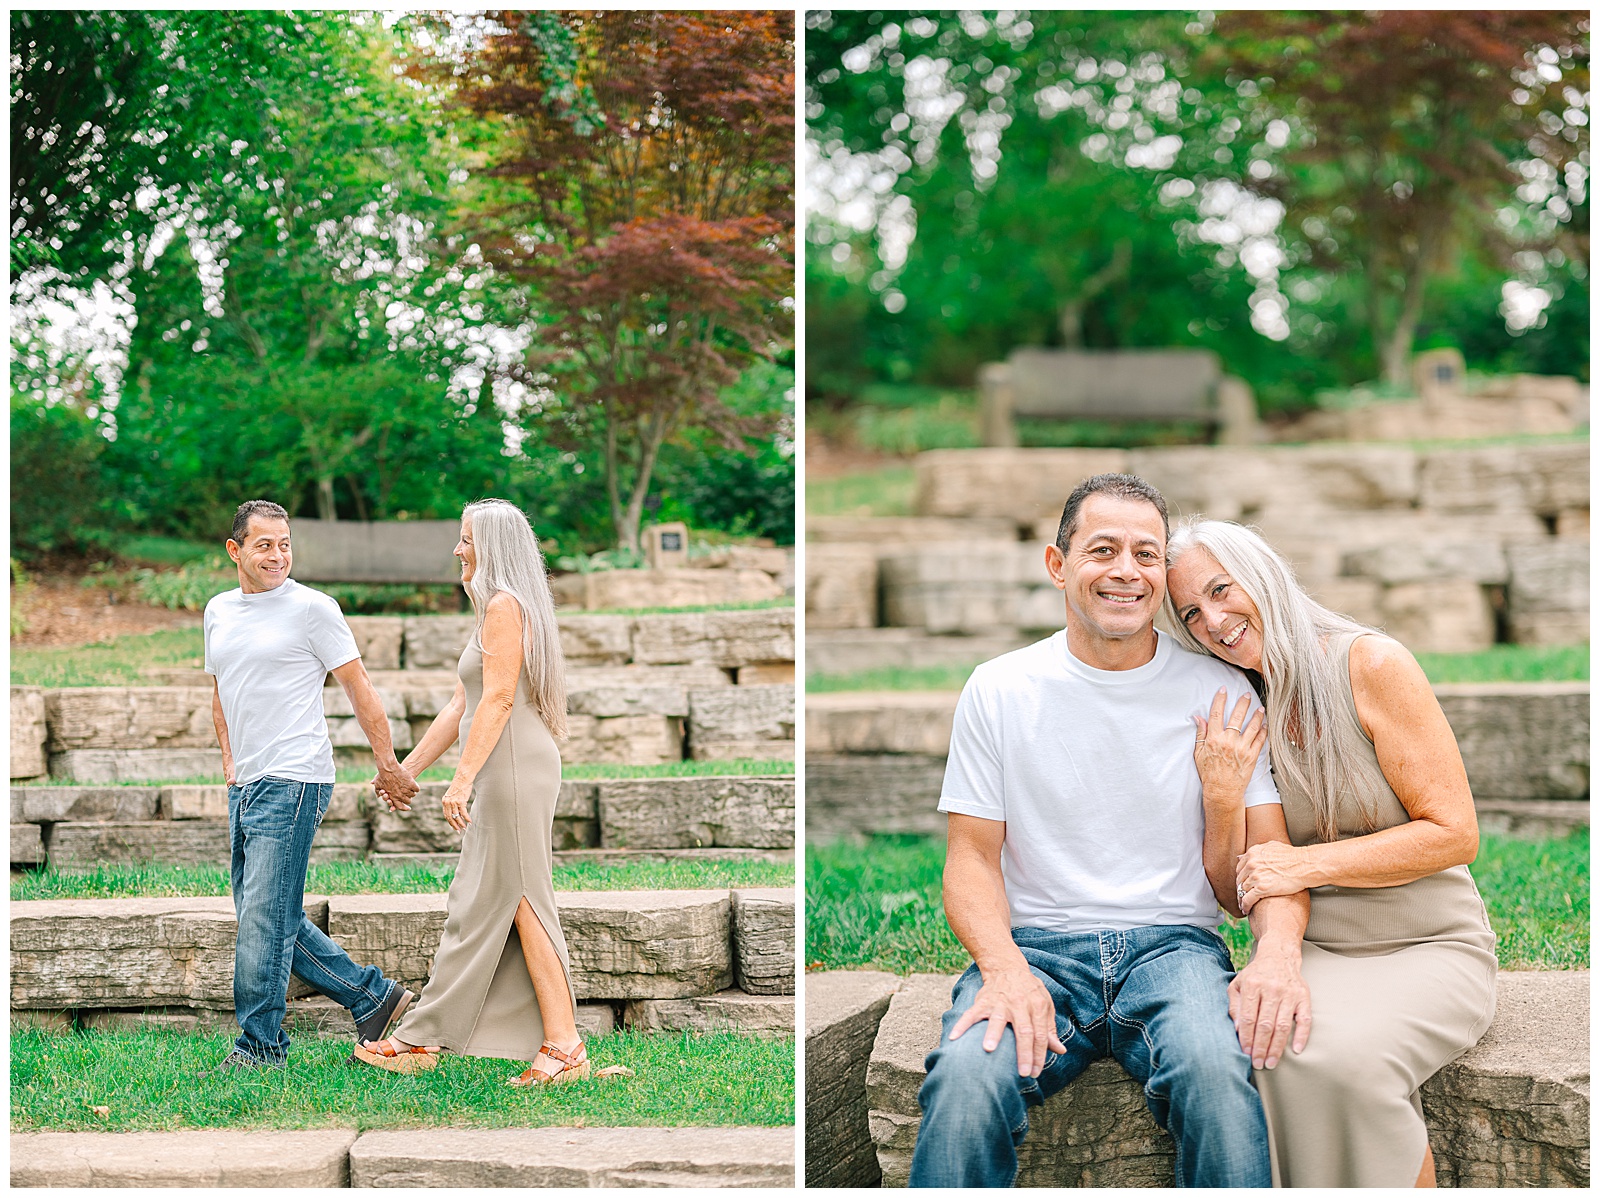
<box><xmin>461</xmin><ymin>499</ymin><xmax>568</xmax><ymax>739</ymax></box>
<box><xmin>1161</xmin><ymin>517</ymin><xmax>1379</xmax><ymax>843</ymax></box>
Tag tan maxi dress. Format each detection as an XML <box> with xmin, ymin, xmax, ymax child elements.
<box><xmin>390</xmin><ymin>638</ymin><xmax>576</xmax><ymax>1062</ymax></box>
<box><xmin>1256</xmin><ymin>632</ymin><xmax>1498</xmax><ymax>1187</ymax></box>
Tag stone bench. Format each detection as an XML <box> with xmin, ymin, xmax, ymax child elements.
<box><xmin>865</xmin><ymin>971</ymin><xmax>1589</xmax><ymax>1187</ymax></box>
<box><xmin>11</xmin><ymin>887</ymin><xmax>794</xmax><ymax>1016</ymax></box>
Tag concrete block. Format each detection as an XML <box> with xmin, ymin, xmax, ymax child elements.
<box><xmin>1437</xmin><ymin>683</ymin><xmax>1589</xmax><ymax>802</ymax></box>
<box><xmin>805</xmin><ymin>692</ymin><xmax>958</xmax><ymax>757</ymax></box>
<box><xmin>631</xmin><ymin>607</ymin><xmax>796</xmax><ymax>668</ymax></box>
<box><xmin>688</xmin><ymin>686</ymin><xmax>794</xmax><ymax>755</ymax></box>
<box><xmin>915</xmin><ymin>448</ymin><xmax>1129</xmax><ymax>523</ymax></box>
<box><xmin>12</xmin><ymin>786</ymin><xmax>160</xmax><ymax>823</ymax></box>
<box><xmin>45</xmin><ymin>821</ymin><xmax>231</xmax><ymax>870</ymax></box>
<box><xmin>12</xmin><ymin>822</ymin><xmax>44</xmax><ymax>865</ymax></box>
<box><xmin>805</xmin><ymin>755</ymin><xmax>950</xmax><ymax>843</ymax></box>
<box><xmin>732</xmin><ymin>887</ymin><xmax>795</xmax><ymax>995</ymax></box>
<box><xmin>44</xmin><ymin>687</ymin><xmax>215</xmax><ymax>751</ymax></box>
<box><xmin>806</xmin><ymin>543</ymin><xmax>879</xmax><ymax>630</ymax></box>
<box><xmin>1379</xmin><ymin>579</ymin><xmax>1495</xmax><ymax>654</ymax></box>
<box><xmin>597</xmin><ymin>776</ymin><xmax>794</xmax><ymax>850</ymax></box>
<box><xmin>47</xmin><ymin>749</ymin><xmax>222</xmax><ymax>784</ymax></box>
<box><xmin>584</xmin><ymin>567</ymin><xmax>782</xmax><ymax>611</ymax></box>
<box><xmin>10</xmin><ymin>1129</ymin><xmax>358</xmax><ymax>1188</ymax></box>
<box><xmin>626</xmin><ymin>990</ymin><xmax>794</xmax><ymax>1037</ymax></box>
<box><xmin>346</xmin><ymin>616</ymin><xmax>404</xmax><ymax>671</ymax></box>
<box><xmin>11</xmin><ymin>687</ymin><xmax>47</xmax><ymax>779</ymax></box>
<box><xmin>347</xmin><ymin>1126</ymin><xmax>794</xmax><ymax>1188</ymax></box>
<box><xmin>564</xmin><ymin>714</ymin><xmax>684</xmax><ymax>765</ymax></box>
<box><xmin>805</xmin><ymin>970</ymin><xmax>904</xmax><ymax>1187</ymax></box>
<box><xmin>558</xmin><ymin>614</ymin><xmax>635</xmax><ymax>666</ymax></box>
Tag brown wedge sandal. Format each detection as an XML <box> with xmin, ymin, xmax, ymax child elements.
<box><xmin>508</xmin><ymin>1039</ymin><xmax>590</xmax><ymax>1087</ymax></box>
<box><xmin>352</xmin><ymin>1037</ymin><xmax>442</xmax><ymax>1074</ymax></box>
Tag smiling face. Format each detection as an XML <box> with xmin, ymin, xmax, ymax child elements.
<box><xmin>227</xmin><ymin>516</ymin><xmax>292</xmax><ymax>594</ymax></box>
<box><xmin>1167</xmin><ymin>546</ymin><xmax>1264</xmax><ymax>672</ymax></box>
<box><xmin>1044</xmin><ymin>493</ymin><xmax>1167</xmax><ymax>668</ymax></box>
<box><xmin>454</xmin><ymin>513</ymin><xmax>477</xmax><ymax>584</ymax></box>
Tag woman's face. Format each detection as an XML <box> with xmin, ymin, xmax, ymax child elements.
<box><xmin>454</xmin><ymin>513</ymin><xmax>477</xmax><ymax>584</ymax></box>
<box><xmin>1168</xmin><ymin>547</ymin><xmax>1264</xmax><ymax>672</ymax></box>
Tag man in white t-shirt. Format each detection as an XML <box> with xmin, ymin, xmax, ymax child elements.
<box><xmin>203</xmin><ymin>499</ymin><xmax>421</xmax><ymax>1071</ymax></box>
<box><xmin>908</xmin><ymin>474</ymin><xmax>1312</xmax><ymax>1188</ymax></box>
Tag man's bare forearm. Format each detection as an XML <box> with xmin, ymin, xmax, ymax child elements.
<box><xmin>944</xmin><ymin>842</ymin><xmax>1027</xmax><ymax>977</ymax></box>
<box><xmin>211</xmin><ymin>687</ymin><xmax>236</xmax><ymax>783</ymax></box>
<box><xmin>346</xmin><ymin>676</ymin><xmax>401</xmax><ymax>768</ymax></box>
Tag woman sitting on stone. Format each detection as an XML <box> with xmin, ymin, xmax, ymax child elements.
<box><xmin>1165</xmin><ymin>517</ymin><xmax>1496</xmax><ymax>1188</ymax></box>
<box><xmin>353</xmin><ymin>498</ymin><xmax>588</xmax><ymax>1087</ymax></box>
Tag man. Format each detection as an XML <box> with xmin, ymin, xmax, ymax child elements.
<box><xmin>205</xmin><ymin>499</ymin><xmax>421</xmax><ymax>1071</ymax></box>
<box><xmin>908</xmin><ymin>473</ymin><xmax>1311</xmax><ymax>1188</ymax></box>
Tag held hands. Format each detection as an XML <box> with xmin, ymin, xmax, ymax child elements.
<box><xmin>1236</xmin><ymin>842</ymin><xmax>1308</xmax><ymax>915</ymax></box>
<box><xmin>1193</xmin><ymin>689</ymin><xmax>1267</xmax><ymax>794</ymax></box>
<box><xmin>947</xmin><ymin>965</ymin><xmax>1068</xmax><ymax>1079</ymax></box>
<box><xmin>371</xmin><ymin>761</ymin><xmax>419</xmax><ymax>813</ymax></box>
<box><xmin>1228</xmin><ymin>947</ymin><xmax>1313</xmax><ymax>1070</ymax></box>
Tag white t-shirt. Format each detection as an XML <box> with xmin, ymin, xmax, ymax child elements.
<box><xmin>204</xmin><ymin>578</ymin><xmax>360</xmax><ymax>786</ymax></box>
<box><xmin>938</xmin><ymin>629</ymin><xmax>1280</xmax><ymax>933</ymax></box>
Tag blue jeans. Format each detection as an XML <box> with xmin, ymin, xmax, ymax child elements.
<box><xmin>909</xmin><ymin>924</ymin><xmax>1270</xmax><ymax>1188</ymax></box>
<box><xmin>228</xmin><ymin>776</ymin><xmax>394</xmax><ymax>1063</ymax></box>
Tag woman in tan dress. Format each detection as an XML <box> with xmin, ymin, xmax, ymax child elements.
<box><xmin>1165</xmin><ymin>517</ymin><xmax>1496</xmax><ymax>1188</ymax></box>
<box><xmin>353</xmin><ymin>498</ymin><xmax>587</xmax><ymax>1087</ymax></box>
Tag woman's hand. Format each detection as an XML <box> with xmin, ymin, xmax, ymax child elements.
<box><xmin>1193</xmin><ymin>688</ymin><xmax>1267</xmax><ymax>797</ymax></box>
<box><xmin>442</xmin><ymin>780</ymin><xmax>473</xmax><ymax>832</ymax></box>
<box><xmin>1237</xmin><ymin>841</ymin><xmax>1308</xmax><ymax>914</ymax></box>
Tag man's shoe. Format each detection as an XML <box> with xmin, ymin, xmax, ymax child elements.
<box><xmin>353</xmin><ymin>983</ymin><xmax>416</xmax><ymax>1046</ymax></box>
<box><xmin>202</xmin><ymin>1048</ymin><xmax>283</xmax><ymax>1076</ymax></box>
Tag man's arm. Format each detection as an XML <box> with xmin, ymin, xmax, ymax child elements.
<box><xmin>211</xmin><ymin>678</ymin><xmax>237</xmax><ymax>787</ymax></box>
<box><xmin>329</xmin><ymin>658</ymin><xmax>418</xmax><ymax>806</ymax></box>
<box><xmin>1227</xmin><ymin>803</ymin><xmax>1311</xmax><ymax>1070</ymax></box>
<box><xmin>943</xmin><ymin>813</ymin><xmax>1068</xmax><ymax>1079</ymax></box>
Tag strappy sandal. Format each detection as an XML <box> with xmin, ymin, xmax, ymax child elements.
<box><xmin>352</xmin><ymin>1037</ymin><xmax>442</xmax><ymax>1074</ymax></box>
<box><xmin>508</xmin><ymin>1039</ymin><xmax>590</xmax><ymax>1087</ymax></box>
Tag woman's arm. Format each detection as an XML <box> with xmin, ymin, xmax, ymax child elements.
<box><xmin>1238</xmin><ymin>635</ymin><xmax>1478</xmax><ymax>894</ymax></box>
<box><xmin>400</xmin><ymin>680</ymin><xmax>467</xmax><ymax>777</ymax></box>
<box><xmin>1194</xmin><ymin>688</ymin><xmax>1268</xmax><ymax>918</ymax></box>
<box><xmin>440</xmin><ymin>593</ymin><xmax>525</xmax><ymax>831</ymax></box>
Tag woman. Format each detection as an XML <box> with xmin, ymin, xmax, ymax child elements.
<box><xmin>353</xmin><ymin>499</ymin><xmax>588</xmax><ymax>1087</ymax></box>
<box><xmin>1164</xmin><ymin>517</ymin><xmax>1496</xmax><ymax>1188</ymax></box>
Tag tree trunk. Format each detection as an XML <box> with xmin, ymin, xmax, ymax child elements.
<box><xmin>1058</xmin><ymin>240</ymin><xmax>1131</xmax><ymax>347</ymax></box>
<box><xmin>615</xmin><ymin>419</ymin><xmax>667</xmax><ymax>557</ymax></box>
<box><xmin>315</xmin><ymin>475</ymin><xmax>336</xmax><ymax>521</ymax></box>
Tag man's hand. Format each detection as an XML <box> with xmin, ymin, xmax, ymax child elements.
<box><xmin>1228</xmin><ymin>947</ymin><xmax>1311</xmax><ymax>1070</ymax></box>
<box><xmin>947</xmin><ymin>965</ymin><xmax>1067</xmax><ymax>1078</ymax></box>
<box><xmin>374</xmin><ymin>760</ymin><xmax>418</xmax><ymax>811</ymax></box>
<box><xmin>223</xmin><ymin>759</ymin><xmax>238</xmax><ymax>787</ymax></box>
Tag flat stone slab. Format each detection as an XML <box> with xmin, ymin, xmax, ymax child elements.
<box><xmin>369</xmin><ymin>846</ymin><xmax>796</xmax><ymax>867</ymax></box>
<box><xmin>11</xmin><ymin>786</ymin><xmax>161</xmax><ymax>823</ymax></box>
<box><xmin>1435</xmin><ymin>683</ymin><xmax>1589</xmax><ymax>802</ymax></box>
<box><xmin>805</xmin><ymin>755</ymin><xmax>950</xmax><ymax>843</ymax></box>
<box><xmin>804</xmin><ymin>629</ymin><xmax>1029</xmax><ymax>678</ymax></box>
<box><xmin>12</xmin><ymin>822</ymin><xmax>45</xmax><ymax>865</ymax></box>
<box><xmin>805</xmin><ymin>692</ymin><xmax>959</xmax><ymax>756</ymax></box>
<box><xmin>12</xmin><ymin>686</ymin><xmax>48</xmax><ymax>779</ymax></box>
<box><xmin>688</xmin><ymin>685</ymin><xmax>795</xmax><ymax>759</ymax></box>
<box><xmin>43</xmin><ymin>687</ymin><xmax>217</xmax><ymax>752</ymax></box>
<box><xmin>597</xmin><ymin>776</ymin><xmax>795</xmax><ymax>850</ymax></box>
<box><xmin>627</xmin><ymin>991</ymin><xmax>795</xmax><ymax>1037</ymax></box>
<box><xmin>46</xmin><ymin>821</ymin><xmax>231</xmax><ymax>870</ymax></box>
<box><xmin>869</xmin><ymin>970</ymin><xmax>1590</xmax><ymax>1188</ymax></box>
<box><xmin>631</xmin><ymin>607</ymin><xmax>796</xmax><ymax>668</ymax></box>
<box><xmin>732</xmin><ymin>888</ymin><xmax>795</xmax><ymax>996</ymax></box>
<box><xmin>348</xmin><ymin>1125</ymin><xmax>794</xmax><ymax>1187</ymax></box>
<box><xmin>805</xmin><ymin>970</ymin><xmax>904</xmax><ymax>1188</ymax></box>
<box><xmin>11</xmin><ymin>1129</ymin><xmax>357</xmax><ymax>1187</ymax></box>
<box><xmin>48</xmin><ymin>749</ymin><xmax>223</xmax><ymax>784</ymax></box>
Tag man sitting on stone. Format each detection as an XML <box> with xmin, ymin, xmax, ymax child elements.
<box><xmin>908</xmin><ymin>473</ymin><xmax>1311</xmax><ymax>1188</ymax></box>
<box><xmin>204</xmin><ymin>499</ymin><xmax>420</xmax><ymax>1071</ymax></box>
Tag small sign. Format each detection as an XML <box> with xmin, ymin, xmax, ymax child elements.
<box><xmin>644</xmin><ymin>522</ymin><xmax>690</xmax><ymax>570</ymax></box>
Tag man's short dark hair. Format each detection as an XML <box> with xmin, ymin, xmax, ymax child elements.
<box><xmin>1055</xmin><ymin>473</ymin><xmax>1170</xmax><ymax>552</ymax></box>
<box><xmin>231</xmin><ymin>500</ymin><xmax>290</xmax><ymax>544</ymax></box>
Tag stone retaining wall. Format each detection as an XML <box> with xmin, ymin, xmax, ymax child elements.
<box><xmin>805</xmin><ymin>683</ymin><xmax>1589</xmax><ymax>840</ymax></box>
<box><xmin>848</xmin><ymin>970</ymin><xmax>1588</xmax><ymax>1187</ymax></box>
<box><xmin>11</xmin><ymin>776</ymin><xmax>795</xmax><ymax>870</ymax></box>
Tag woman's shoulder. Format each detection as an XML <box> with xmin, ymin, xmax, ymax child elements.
<box><xmin>1346</xmin><ymin>631</ymin><xmax>1434</xmax><ymax>728</ymax></box>
<box><xmin>484</xmin><ymin>590</ymin><xmax>525</xmax><ymax>619</ymax></box>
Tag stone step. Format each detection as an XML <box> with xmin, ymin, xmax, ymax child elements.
<box><xmin>804</xmin><ymin>970</ymin><xmax>904</xmax><ymax>1188</ymax></box>
<box><xmin>347</xmin><ymin>1126</ymin><xmax>795</xmax><ymax>1187</ymax></box>
<box><xmin>805</xmin><ymin>628</ymin><xmax>1029</xmax><ymax>677</ymax></box>
<box><xmin>805</xmin><ymin>755</ymin><xmax>951</xmax><ymax>843</ymax></box>
<box><xmin>12</xmin><ymin>1129</ymin><xmax>358</xmax><ymax>1187</ymax></box>
<box><xmin>626</xmin><ymin>990</ymin><xmax>795</xmax><ymax>1038</ymax></box>
<box><xmin>597</xmin><ymin>776</ymin><xmax>795</xmax><ymax>850</ymax></box>
<box><xmin>12</xmin><ymin>889</ymin><xmax>791</xmax><ymax>1009</ymax></box>
<box><xmin>866</xmin><ymin>970</ymin><xmax>1589</xmax><ymax>1187</ymax></box>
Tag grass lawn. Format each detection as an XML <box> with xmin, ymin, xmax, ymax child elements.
<box><xmin>13</xmin><ymin>855</ymin><xmax>795</xmax><ymax>902</ymax></box>
<box><xmin>806</xmin><ymin>830</ymin><xmax>1588</xmax><ymax>975</ymax></box>
<box><xmin>806</xmin><ymin>467</ymin><xmax>916</xmax><ymax>518</ymax></box>
<box><xmin>808</xmin><ymin>643</ymin><xmax>1589</xmax><ymax>693</ymax></box>
<box><xmin>9</xmin><ymin>1027</ymin><xmax>793</xmax><ymax>1132</ymax></box>
<box><xmin>13</xmin><ymin>759</ymin><xmax>795</xmax><ymax>789</ymax></box>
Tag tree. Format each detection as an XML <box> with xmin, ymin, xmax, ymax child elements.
<box><xmin>1206</xmin><ymin>12</ymin><xmax>1589</xmax><ymax>384</ymax></box>
<box><xmin>437</xmin><ymin>11</ymin><xmax>795</xmax><ymax>553</ymax></box>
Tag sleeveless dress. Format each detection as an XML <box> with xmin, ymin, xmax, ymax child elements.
<box><xmin>1256</xmin><ymin>632</ymin><xmax>1498</xmax><ymax>1187</ymax></box>
<box><xmin>390</xmin><ymin>637</ymin><xmax>576</xmax><ymax>1062</ymax></box>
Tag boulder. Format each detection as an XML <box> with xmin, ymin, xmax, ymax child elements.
<box><xmin>45</xmin><ymin>821</ymin><xmax>231</xmax><ymax>870</ymax></box>
<box><xmin>583</xmin><ymin>567</ymin><xmax>782</xmax><ymax>611</ymax></box>
<box><xmin>48</xmin><ymin>749</ymin><xmax>222</xmax><ymax>784</ymax></box>
<box><xmin>11</xmin><ymin>786</ymin><xmax>160</xmax><ymax>823</ymax></box>
<box><xmin>564</xmin><ymin>714</ymin><xmax>684</xmax><ymax>765</ymax></box>
<box><xmin>626</xmin><ymin>991</ymin><xmax>795</xmax><ymax>1037</ymax></box>
<box><xmin>12</xmin><ymin>823</ymin><xmax>44</xmax><ymax>866</ymax></box>
<box><xmin>1435</xmin><ymin>683</ymin><xmax>1589</xmax><ymax>802</ymax></box>
<box><xmin>597</xmin><ymin>776</ymin><xmax>795</xmax><ymax>850</ymax></box>
<box><xmin>805</xmin><ymin>970</ymin><xmax>904</xmax><ymax>1188</ymax></box>
<box><xmin>345</xmin><ymin>616</ymin><xmax>404</xmax><ymax>672</ymax></box>
<box><xmin>806</xmin><ymin>543</ymin><xmax>879</xmax><ymax>630</ymax></box>
<box><xmin>805</xmin><ymin>755</ymin><xmax>950</xmax><ymax>843</ymax></box>
<box><xmin>915</xmin><ymin>448</ymin><xmax>1129</xmax><ymax>524</ymax></box>
<box><xmin>805</xmin><ymin>692</ymin><xmax>959</xmax><ymax>757</ymax></box>
<box><xmin>347</xmin><ymin>1126</ymin><xmax>794</xmax><ymax>1188</ymax></box>
<box><xmin>631</xmin><ymin>607</ymin><xmax>796</xmax><ymax>668</ymax></box>
<box><xmin>687</xmin><ymin>685</ymin><xmax>794</xmax><ymax>761</ymax></box>
<box><xmin>11</xmin><ymin>687</ymin><xmax>47</xmax><ymax>779</ymax></box>
<box><xmin>43</xmin><ymin>687</ymin><xmax>215</xmax><ymax>751</ymax></box>
<box><xmin>732</xmin><ymin>887</ymin><xmax>795</xmax><ymax>995</ymax></box>
<box><xmin>11</xmin><ymin>1130</ymin><xmax>358</xmax><ymax>1188</ymax></box>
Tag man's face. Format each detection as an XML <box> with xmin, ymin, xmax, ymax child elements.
<box><xmin>1045</xmin><ymin>494</ymin><xmax>1167</xmax><ymax>651</ymax></box>
<box><xmin>227</xmin><ymin>516</ymin><xmax>292</xmax><ymax>594</ymax></box>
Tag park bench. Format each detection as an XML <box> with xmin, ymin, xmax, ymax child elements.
<box><xmin>977</xmin><ymin>348</ymin><xmax>1260</xmax><ymax>446</ymax></box>
<box><xmin>288</xmin><ymin>519</ymin><xmax>463</xmax><ymax>585</ymax></box>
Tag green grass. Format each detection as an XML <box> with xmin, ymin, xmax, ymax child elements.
<box><xmin>12</xmin><ymin>628</ymin><xmax>206</xmax><ymax>688</ymax></box>
<box><xmin>805</xmin><ymin>467</ymin><xmax>916</xmax><ymax>518</ymax></box>
<box><xmin>13</xmin><ymin>759</ymin><xmax>795</xmax><ymax>788</ymax></box>
<box><xmin>806</xmin><ymin>830</ymin><xmax>1588</xmax><ymax>975</ymax></box>
<box><xmin>12</xmin><ymin>856</ymin><xmax>795</xmax><ymax>902</ymax></box>
<box><xmin>9</xmin><ymin>1027</ymin><xmax>793</xmax><ymax>1131</ymax></box>
<box><xmin>807</xmin><ymin>644</ymin><xmax>1590</xmax><ymax>693</ymax></box>
<box><xmin>583</xmin><ymin>597</ymin><xmax>795</xmax><ymax>616</ymax></box>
